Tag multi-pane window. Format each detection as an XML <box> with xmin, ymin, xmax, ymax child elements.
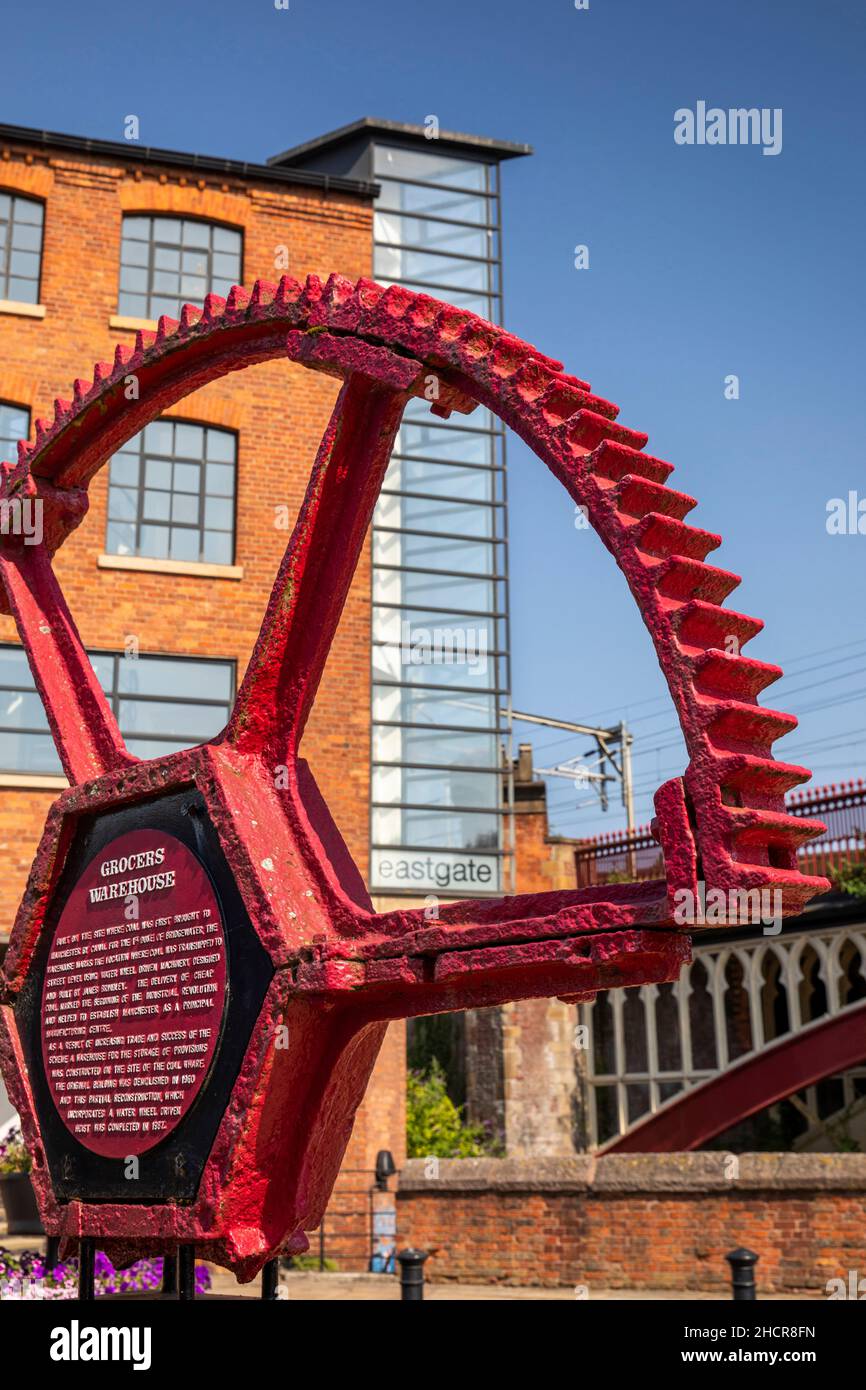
<box><xmin>0</xmin><ymin>645</ymin><xmax>234</xmax><ymax>773</ymax></box>
<box><xmin>118</xmin><ymin>215</ymin><xmax>242</xmax><ymax>321</ymax></box>
<box><xmin>106</xmin><ymin>419</ymin><xmax>237</xmax><ymax>565</ymax></box>
<box><xmin>373</xmin><ymin>146</ymin><xmax>499</xmax><ymax>322</ymax></box>
<box><xmin>0</xmin><ymin>402</ymin><xmax>30</xmax><ymax>461</ymax></box>
<box><xmin>0</xmin><ymin>194</ymin><xmax>44</xmax><ymax>304</ymax></box>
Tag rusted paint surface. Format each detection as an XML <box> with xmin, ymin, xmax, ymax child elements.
<box><xmin>0</xmin><ymin>277</ymin><xmax>828</xmax><ymax>1279</ymax></box>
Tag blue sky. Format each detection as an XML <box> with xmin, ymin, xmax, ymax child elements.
<box><xmin>4</xmin><ymin>0</ymin><xmax>865</xmax><ymax>837</ymax></box>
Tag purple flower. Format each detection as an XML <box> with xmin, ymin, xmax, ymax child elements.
<box><xmin>1</xmin><ymin>1245</ymin><xmax>214</xmax><ymax>1298</ymax></box>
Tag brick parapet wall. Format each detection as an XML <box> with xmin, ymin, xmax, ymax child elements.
<box><xmin>397</xmin><ymin>1154</ymin><xmax>866</xmax><ymax>1292</ymax></box>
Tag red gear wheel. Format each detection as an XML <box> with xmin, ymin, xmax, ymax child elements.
<box><xmin>0</xmin><ymin>276</ymin><xmax>827</xmax><ymax>1276</ymax></box>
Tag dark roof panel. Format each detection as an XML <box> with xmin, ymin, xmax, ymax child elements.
<box><xmin>269</xmin><ymin>117</ymin><xmax>532</xmax><ymax>168</ymax></box>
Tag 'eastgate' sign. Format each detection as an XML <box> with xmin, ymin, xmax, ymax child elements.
<box><xmin>370</xmin><ymin>848</ymin><xmax>499</xmax><ymax>894</ymax></box>
<box><xmin>40</xmin><ymin>829</ymin><xmax>227</xmax><ymax>1159</ymax></box>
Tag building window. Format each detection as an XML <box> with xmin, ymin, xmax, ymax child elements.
<box><xmin>0</xmin><ymin>194</ymin><xmax>44</xmax><ymax>305</ymax></box>
<box><xmin>0</xmin><ymin>645</ymin><xmax>235</xmax><ymax>773</ymax></box>
<box><xmin>106</xmin><ymin>419</ymin><xmax>237</xmax><ymax>565</ymax></box>
<box><xmin>118</xmin><ymin>215</ymin><xmax>242</xmax><ymax>321</ymax></box>
<box><xmin>0</xmin><ymin>402</ymin><xmax>30</xmax><ymax>460</ymax></box>
<box><xmin>372</xmin><ymin>146</ymin><xmax>499</xmax><ymax>321</ymax></box>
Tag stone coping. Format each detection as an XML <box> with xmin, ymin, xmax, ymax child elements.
<box><xmin>398</xmin><ymin>1152</ymin><xmax>866</xmax><ymax>1194</ymax></box>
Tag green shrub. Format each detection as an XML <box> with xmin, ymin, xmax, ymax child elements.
<box><xmin>406</xmin><ymin>1059</ymin><xmax>489</xmax><ymax>1159</ymax></box>
<box><xmin>287</xmin><ymin>1254</ymin><xmax>338</xmax><ymax>1272</ymax></box>
<box><xmin>832</xmin><ymin>860</ymin><xmax>866</xmax><ymax>898</ymax></box>
<box><xmin>0</xmin><ymin>1124</ymin><xmax>31</xmax><ymax>1176</ymax></box>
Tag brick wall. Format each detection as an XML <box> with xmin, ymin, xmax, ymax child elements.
<box><xmin>512</xmin><ymin>748</ymin><xmax>579</xmax><ymax>897</ymax></box>
<box><xmin>397</xmin><ymin>1154</ymin><xmax>866</xmax><ymax>1292</ymax></box>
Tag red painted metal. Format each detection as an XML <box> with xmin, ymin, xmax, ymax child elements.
<box><xmin>578</xmin><ymin>776</ymin><xmax>866</xmax><ymax>887</ymax></box>
<box><xmin>0</xmin><ymin>275</ymin><xmax>828</xmax><ymax>1279</ymax></box>
<box><xmin>603</xmin><ymin>999</ymin><xmax>866</xmax><ymax>1153</ymax></box>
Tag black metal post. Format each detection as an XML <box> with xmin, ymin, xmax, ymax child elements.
<box><xmin>726</xmin><ymin>1247</ymin><xmax>759</xmax><ymax>1301</ymax></box>
<box><xmin>261</xmin><ymin>1258</ymin><xmax>279</xmax><ymax>1300</ymax></box>
<box><xmin>45</xmin><ymin>1235</ymin><xmax>60</xmax><ymax>1271</ymax></box>
<box><xmin>161</xmin><ymin>1250</ymin><xmax>178</xmax><ymax>1297</ymax></box>
<box><xmin>78</xmin><ymin>1238</ymin><xmax>95</xmax><ymax>1301</ymax></box>
<box><xmin>178</xmin><ymin>1243</ymin><xmax>197</xmax><ymax>1301</ymax></box>
<box><xmin>397</xmin><ymin>1248</ymin><xmax>429</xmax><ymax>1301</ymax></box>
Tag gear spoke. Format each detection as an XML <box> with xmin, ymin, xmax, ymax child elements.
<box><xmin>223</xmin><ymin>373</ymin><xmax>407</xmax><ymax>765</ymax></box>
<box><xmin>0</xmin><ymin>544</ymin><xmax>131</xmax><ymax>784</ymax></box>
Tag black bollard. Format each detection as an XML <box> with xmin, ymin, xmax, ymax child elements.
<box><xmin>397</xmin><ymin>1248</ymin><xmax>429</xmax><ymax>1301</ymax></box>
<box><xmin>78</xmin><ymin>1239</ymin><xmax>96</xmax><ymax>1301</ymax></box>
<box><xmin>726</xmin><ymin>1247</ymin><xmax>759</xmax><ymax>1301</ymax></box>
<box><xmin>261</xmin><ymin>1258</ymin><xmax>280</xmax><ymax>1300</ymax></box>
<box><xmin>161</xmin><ymin>1250</ymin><xmax>178</xmax><ymax>1297</ymax></box>
<box><xmin>178</xmin><ymin>1243</ymin><xmax>197</xmax><ymax>1301</ymax></box>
